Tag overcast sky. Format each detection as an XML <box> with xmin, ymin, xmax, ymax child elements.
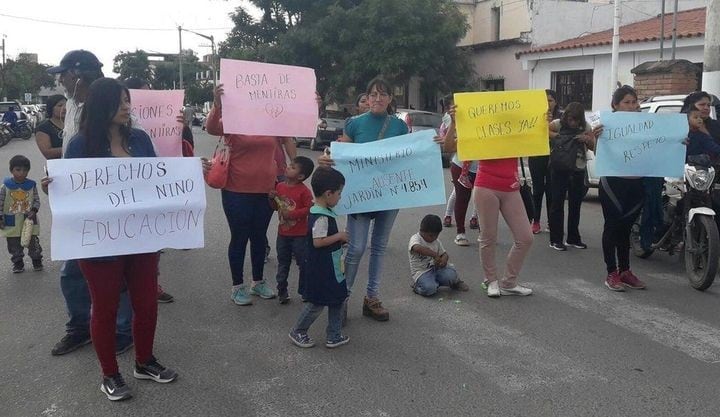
<box><xmin>0</xmin><ymin>0</ymin><xmax>260</xmax><ymax>76</ymax></box>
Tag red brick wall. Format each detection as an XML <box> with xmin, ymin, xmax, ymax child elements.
<box><xmin>634</xmin><ymin>72</ymin><xmax>698</xmax><ymax>100</ymax></box>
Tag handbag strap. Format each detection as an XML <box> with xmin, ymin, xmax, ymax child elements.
<box><xmin>519</xmin><ymin>157</ymin><xmax>528</xmax><ymax>177</ymax></box>
<box><xmin>377</xmin><ymin>116</ymin><xmax>391</xmax><ymax>140</ymax></box>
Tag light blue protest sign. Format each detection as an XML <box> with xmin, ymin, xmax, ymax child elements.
<box><xmin>330</xmin><ymin>129</ymin><xmax>446</xmax><ymax>215</ymax></box>
<box><xmin>595</xmin><ymin>111</ymin><xmax>687</xmax><ymax>177</ymax></box>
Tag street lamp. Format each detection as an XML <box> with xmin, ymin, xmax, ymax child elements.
<box><xmin>177</xmin><ymin>26</ymin><xmax>217</xmax><ymax>89</ymax></box>
<box><xmin>0</xmin><ymin>35</ymin><xmax>6</xmax><ymax>100</ymax></box>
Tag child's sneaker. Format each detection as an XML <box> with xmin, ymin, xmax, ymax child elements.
<box><xmin>443</xmin><ymin>216</ymin><xmax>453</xmax><ymax>228</ymax></box>
<box><xmin>278</xmin><ymin>289</ymin><xmax>290</xmax><ymax>304</ymax></box>
<box><xmin>450</xmin><ymin>279</ymin><xmax>470</xmax><ymax>292</ymax></box>
<box><xmin>251</xmin><ymin>281</ymin><xmax>276</xmax><ymax>299</ymax></box>
<box><xmin>289</xmin><ymin>330</ymin><xmax>315</xmax><ymax>348</ymax></box>
<box><xmin>458</xmin><ymin>174</ymin><xmax>473</xmax><ymax>189</ymax></box>
<box><xmin>325</xmin><ymin>335</ymin><xmax>350</xmax><ymax>348</ymax></box>
<box><xmin>12</xmin><ymin>263</ymin><xmax>24</xmax><ymax>273</ymax></box>
<box><xmin>469</xmin><ymin>216</ymin><xmax>479</xmax><ymax>230</ymax></box>
<box><xmin>133</xmin><ymin>356</ymin><xmax>178</xmax><ymax>383</ymax></box>
<box><xmin>32</xmin><ymin>260</ymin><xmax>43</xmax><ymax>271</ymax></box>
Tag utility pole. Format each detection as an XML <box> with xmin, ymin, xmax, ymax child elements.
<box><xmin>610</xmin><ymin>0</ymin><xmax>621</xmax><ymax>93</ymax></box>
<box><xmin>659</xmin><ymin>0</ymin><xmax>665</xmax><ymax>60</ymax></box>
<box><xmin>702</xmin><ymin>0</ymin><xmax>720</xmax><ymax>97</ymax></box>
<box><xmin>178</xmin><ymin>26</ymin><xmax>184</xmax><ymax>90</ymax></box>
<box><xmin>671</xmin><ymin>0</ymin><xmax>679</xmax><ymax>59</ymax></box>
<box><xmin>179</xmin><ymin>28</ymin><xmax>217</xmax><ymax>86</ymax></box>
<box><xmin>0</xmin><ymin>35</ymin><xmax>6</xmax><ymax>101</ymax></box>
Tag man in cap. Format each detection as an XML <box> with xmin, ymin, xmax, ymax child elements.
<box><xmin>46</xmin><ymin>50</ymin><xmax>134</xmax><ymax>356</ymax></box>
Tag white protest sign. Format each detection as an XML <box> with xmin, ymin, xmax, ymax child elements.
<box><xmin>47</xmin><ymin>157</ymin><xmax>206</xmax><ymax>260</ymax></box>
<box><xmin>130</xmin><ymin>89</ymin><xmax>185</xmax><ymax>157</ymax></box>
<box><xmin>219</xmin><ymin>58</ymin><xmax>318</xmax><ymax>137</ymax></box>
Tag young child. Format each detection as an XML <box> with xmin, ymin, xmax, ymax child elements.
<box><xmin>686</xmin><ymin>108</ymin><xmax>720</xmax><ymax>158</ymax></box>
<box><xmin>0</xmin><ymin>155</ymin><xmax>42</xmax><ymax>273</ymax></box>
<box><xmin>271</xmin><ymin>156</ymin><xmax>315</xmax><ymax>304</ymax></box>
<box><xmin>289</xmin><ymin>168</ymin><xmax>350</xmax><ymax>349</ymax></box>
<box><xmin>409</xmin><ymin>214</ymin><xmax>468</xmax><ymax>296</ymax></box>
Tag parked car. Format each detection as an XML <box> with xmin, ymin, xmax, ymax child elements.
<box><xmin>583</xmin><ymin>94</ymin><xmax>719</xmax><ymax>188</ymax></box>
<box><xmin>296</xmin><ymin>110</ymin><xmax>346</xmax><ymax>151</ymax></box>
<box><xmin>395</xmin><ymin>108</ymin><xmax>451</xmax><ymax>167</ymax></box>
<box><xmin>0</xmin><ymin>100</ymin><xmax>27</xmax><ymax>123</ymax></box>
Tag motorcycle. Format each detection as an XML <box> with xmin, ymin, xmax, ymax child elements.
<box><xmin>630</xmin><ymin>156</ymin><xmax>720</xmax><ymax>290</ymax></box>
<box><xmin>0</xmin><ymin>120</ymin><xmax>32</xmax><ymax>141</ymax></box>
<box><xmin>0</xmin><ymin>123</ymin><xmax>12</xmax><ymax>146</ymax></box>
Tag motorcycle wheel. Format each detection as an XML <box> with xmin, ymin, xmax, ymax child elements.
<box><xmin>630</xmin><ymin>217</ymin><xmax>654</xmax><ymax>258</ymax></box>
<box><xmin>19</xmin><ymin>126</ymin><xmax>32</xmax><ymax>140</ymax></box>
<box><xmin>685</xmin><ymin>214</ymin><xmax>720</xmax><ymax>291</ymax></box>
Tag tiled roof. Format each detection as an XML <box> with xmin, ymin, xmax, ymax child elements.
<box><xmin>516</xmin><ymin>7</ymin><xmax>705</xmax><ymax>57</ymax></box>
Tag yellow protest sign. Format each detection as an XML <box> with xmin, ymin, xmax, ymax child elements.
<box><xmin>454</xmin><ymin>90</ymin><xmax>550</xmax><ymax>161</ymax></box>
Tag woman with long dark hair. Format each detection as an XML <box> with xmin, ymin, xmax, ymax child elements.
<box><xmin>54</xmin><ymin>78</ymin><xmax>177</xmax><ymax>401</ymax></box>
<box><xmin>547</xmin><ymin>102</ymin><xmax>595</xmax><ymax>251</ymax></box>
<box><xmin>35</xmin><ymin>94</ymin><xmax>66</xmax><ymax>160</ymax></box>
<box><xmin>318</xmin><ymin>78</ymin><xmax>409</xmax><ymax>321</ymax></box>
<box><xmin>528</xmin><ymin>89</ymin><xmax>560</xmax><ymax>234</ymax></box>
<box><xmin>596</xmin><ymin>85</ymin><xmax>647</xmax><ymax>291</ymax></box>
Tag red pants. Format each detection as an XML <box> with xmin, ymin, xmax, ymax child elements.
<box><xmin>79</xmin><ymin>253</ymin><xmax>159</xmax><ymax>376</ymax></box>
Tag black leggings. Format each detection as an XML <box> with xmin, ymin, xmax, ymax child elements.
<box><xmin>599</xmin><ymin>177</ymin><xmax>644</xmax><ymax>273</ymax></box>
<box><xmin>528</xmin><ymin>155</ymin><xmax>551</xmax><ymax>223</ymax></box>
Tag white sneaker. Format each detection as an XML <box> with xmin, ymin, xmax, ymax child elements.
<box><xmin>454</xmin><ymin>233</ymin><xmax>470</xmax><ymax>246</ymax></box>
<box><xmin>487</xmin><ymin>281</ymin><xmax>500</xmax><ymax>297</ymax></box>
<box><xmin>477</xmin><ymin>235</ymin><xmax>482</xmax><ymax>243</ymax></box>
<box><xmin>499</xmin><ymin>285</ymin><xmax>533</xmax><ymax>296</ymax></box>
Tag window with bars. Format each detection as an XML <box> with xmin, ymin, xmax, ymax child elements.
<box><xmin>484</xmin><ymin>79</ymin><xmax>505</xmax><ymax>91</ymax></box>
<box><xmin>553</xmin><ymin>70</ymin><xmax>593</xmax><ymax>110</ymax></box>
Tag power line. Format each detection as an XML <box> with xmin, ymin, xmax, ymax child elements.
<box><xmin>0</xmin><ymin>12</ymin><xmax>231</xmax><ymax>31</ymax></box>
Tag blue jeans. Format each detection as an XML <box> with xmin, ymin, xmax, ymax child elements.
<box><xmin>344</xmin><ymin>209</ymin><xmax>399</xmax><ymax>299</ymax></box>
<box><xmin>640</xmin><ymin>177</ymin><xmax>664</xmax><ymax>250</ymax></box>
<box><xmin>275</xmin><ymin>235</ymin><xmax>306</xmax><ymax>292</ymax></box>
<box><xmin>293</xmin><ymin>302</ymin><xmax>342</xmax><ymax>341</ymax></box>
<box><xmin>221</xmin><ymin>190</ymin><xmax>273</xmax><ymax>285</ymax></box>
<box><xmin>60</xmin><ymin>259</ymin><xmax>132</xmax><ymax>341</ymax></box>
<box><xmin>413</xmin><ymin>266</ymin><xmax>459</xmax><ymax>297</ymax></box>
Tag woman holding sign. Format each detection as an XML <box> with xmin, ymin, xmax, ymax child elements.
<box><xmin>206</xmin><ymin>84</ymin><xmax>280</xmax><ymax>305</ymax></box>
<box><xmin>596</xmin><ymin>86</ymin><xmax>647</xmax><ymax>292</ymax></box>
<box><xmin>318</xmin><ymin>78</ymin><xmax>409</xmax><ymax>321</ymax></box>
<box><xmin>443</xmin><ymin>104</ymin><xmax>534</xmax><ymax>298</ymax></box>
<box><xmin>51</xmin><ymin>78</ymin><xmax>177</xmax><ymax>401</ymax></box>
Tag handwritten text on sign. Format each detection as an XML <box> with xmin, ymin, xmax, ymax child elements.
<box><xmin>330</xmin><ymin>130</ymin><xmax>445</xmax><ymax>215</ymax></box>
<box><xmin>595</xmin><ymin>111</ymin><xmax>686</xmax><ymax>177</ymax></box>
<box><xmin>47</xmin><ymin>158</ymin><xmax>206</xmax><ymax>260</ymax></box>
<box><xmin>130</xmin><ymin>89</ymin><xmax>184</xmax><ymax>157</ymax></box>
<box><xmin>219</xmin><ymin>59</ymin><xmax>317</xmax><ymax>137</ymax></box>
<box><xmin>454</xmin><ymin>90</ymin><xmax>549</xmax><ymax>161</ymax></box>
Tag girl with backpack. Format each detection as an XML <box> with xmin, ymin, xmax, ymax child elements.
<box><xmin>547</xmin><ymin>102</ymin><xmax>595</xmax><ymax>251</ymax></box>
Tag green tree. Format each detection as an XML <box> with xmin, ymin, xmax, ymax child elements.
<box><xmin>220</xmin><ymin>0</ymin><xmax>472</xmax><ymax>106</ymax></box>
<box><xmin>113</xmin><ymin>50</ymin><xmax>153</xmax><ymax>81</ymax></box>
<box><xmin>1</xmin><ymin>59</ymin><xmax>54</xmax><ymax>101</ymax></box>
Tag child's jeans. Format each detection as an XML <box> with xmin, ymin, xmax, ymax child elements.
<box><xmin>293</xmin><ymin>302</ymin><xmax>342</xmax><ymax>342</ymax></box>
<box><xmin>275</xmin><ymin>235</ymin><xmax>307</xmax><ymax>292</ymax></box>
<box><xmin>7</xmin><ymin>236</ymin><xmax>42</xmax><ymax>266</ymax></box>
<box><xmin>413</xmin><ymin>266</ymin><xmax>458</xmax><ymax>296</ymax></box>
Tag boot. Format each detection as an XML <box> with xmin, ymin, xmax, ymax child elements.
<box><xmin>362</xmin><ymin>296</ymin><xmax>389</xmax><ymax>321</ymax></box>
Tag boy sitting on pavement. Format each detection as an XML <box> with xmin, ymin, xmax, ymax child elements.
<box><xmin>409</xmin><ymin>214</ymin><xmax>468</xmax><ymax>296</ymax></box>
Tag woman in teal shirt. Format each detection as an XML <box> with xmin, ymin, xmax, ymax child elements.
<box><xmin>319</xmin><ymin>78</ymin><xmax>408</xmax><ymax>322</ymax></box>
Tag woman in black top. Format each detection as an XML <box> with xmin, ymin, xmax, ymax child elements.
<box><xmin>35</xmin><ymin>94</ymin><xmax>66</xmax><ymax>159</ymax></box>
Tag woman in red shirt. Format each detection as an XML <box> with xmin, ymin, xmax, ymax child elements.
<box><xmin>206</xmin><ymin>84</ymin><xmax>281</xmax><ymax>306</ymax></box>
<box><xmin>443</xmin><ymin>105</ymin><xmax>534</xmax><ymax>297</ymax></box>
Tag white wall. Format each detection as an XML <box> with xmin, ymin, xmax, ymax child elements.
<box><xmin>531</xmin><ymin>0</ymin><xmax>706</xmax><ymax>46</ymax></box>
<box><xmin>471</xmin><ymin>44</ymin><xmax>529</xmax><ymax>90</ymax></box>
<box><xmin>523</xmin><ymin>38</ymin><xmax>704</xmax><ymax>110</ymax></box>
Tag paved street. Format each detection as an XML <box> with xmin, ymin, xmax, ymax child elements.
<box><xmin>2</xmin><ymin>129</ymin><xmax>720</xmax><ymax>417</ymax></box>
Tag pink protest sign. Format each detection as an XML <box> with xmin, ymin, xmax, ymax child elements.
<box><xmin>129</xmin><ymin>89</ymin><xmax>185</xmax><ymax>157</ymax></box>
<box><xmin>219</xmin><ymin>59</ymin><xmax>317</xmax><ymax>137</ymax></box>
